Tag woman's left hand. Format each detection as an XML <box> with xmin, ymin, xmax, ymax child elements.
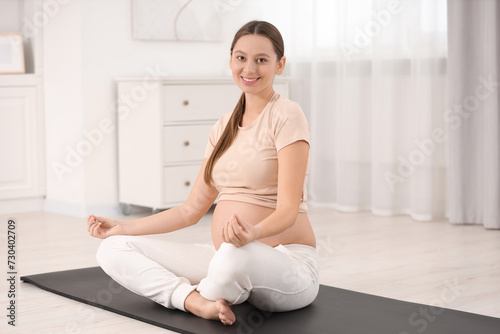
<box><xmin>221</xmin><ymin>214</ymin><xmax>259</xmax><ymax>247</ymax></box>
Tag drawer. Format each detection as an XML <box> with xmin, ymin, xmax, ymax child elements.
<box><xmin>162</xmin><ymin>84</ymin><xmax>241</xmax><ymax>122</ymax></box>
<box><xmin>163</xmin><ymin>164</ymin><xmax>200</xmax><ymax>204</ymax></box>
<box><xmin>163</xmin><ymin>124</ymin><xmax>213</xmax><ymax>163</ymax></box>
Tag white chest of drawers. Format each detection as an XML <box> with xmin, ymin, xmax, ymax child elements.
<box><xmin>116</xmin><ymin>77</ymin><xmax>289</xmax><ymax>214</ymax></box>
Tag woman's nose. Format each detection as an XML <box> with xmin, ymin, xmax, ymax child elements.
<box><xmin>243</xmin><ymin>61</ymin><xmax>257</xmax><ymax>74</ymax></box>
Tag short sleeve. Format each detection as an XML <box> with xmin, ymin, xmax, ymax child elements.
<box><xmin>204</xmin><ymin>112</ymin><xmax>231</xmax><ymax>159</ymax></box>
<box><xmin>273</xmin><ymin>101</ymin><xmax>310</xmax><ymax>152</ymax></box>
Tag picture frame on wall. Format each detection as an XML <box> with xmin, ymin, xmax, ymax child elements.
<box><xmin>0</xmin><ymin>33</ymin><xmax>25</xmax><ymax>74</ymax></box>
<box><xmin>132</xmin><ymin>0</ymin><xmax>223</xmax><ymax>42</ymax></box>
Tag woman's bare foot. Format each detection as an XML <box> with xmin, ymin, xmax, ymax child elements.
<box><xmin>215</xmin><ymin>299</ymin><xmax>235</xmax><ymax>325</ymax></box>
<box><xmin>185</xmin><ymin>290</ymin><xmax>236</xmax><ymax>325</ymax></box>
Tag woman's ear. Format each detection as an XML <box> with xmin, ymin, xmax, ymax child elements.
<box><xmin>275</xmin><ymin>56</ymin><xmax>286</xmax><ymax>75</ymax></box>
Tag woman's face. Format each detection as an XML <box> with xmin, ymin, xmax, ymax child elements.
<box><xmin>230</xmin><ymin>34</ymin><xmax>285</xmax><ymax>98</ymax></box>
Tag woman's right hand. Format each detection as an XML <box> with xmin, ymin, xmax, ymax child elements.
<box><xmin>87</xmin><ymin>214</ymin><xmax>125</xmax><ymax>239</ymax></box>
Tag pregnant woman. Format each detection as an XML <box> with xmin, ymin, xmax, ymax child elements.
<box><xmin>87</xmin><ymin>20</ymin><xmax>318</xmax><ymax>326</ymax></box>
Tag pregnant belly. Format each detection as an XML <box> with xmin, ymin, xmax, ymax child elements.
<box><xmin>211</xmin><ymin>200</ymin><xmax>316</xmax><ymax>250</ymax></box>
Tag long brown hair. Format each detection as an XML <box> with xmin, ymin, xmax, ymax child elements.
<box><xmin>204</xmin><ymin>20</ymin><xmax>285</xmax><ymax>185</ymax></box>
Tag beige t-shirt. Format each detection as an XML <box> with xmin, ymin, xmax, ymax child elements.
<box><xmin>204</xmin><ymin>92</ymin><xmax>310</xmax><ymax>212</ymax></box>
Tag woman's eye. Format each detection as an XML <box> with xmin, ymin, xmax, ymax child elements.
<box><xmin>237</xmin><ymin>56</ymin><xmax>245</xmax><ymax>61</ymax></box>
<box><xmin>257</xmin><ymin>58</ymin><xmax>267</xmax><ymax>63</ymax></box>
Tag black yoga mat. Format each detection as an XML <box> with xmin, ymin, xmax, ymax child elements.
<box><xmin>21</xmin><ymin>267</ymin><xmax>500</xmax><ymax>334</ymax></box>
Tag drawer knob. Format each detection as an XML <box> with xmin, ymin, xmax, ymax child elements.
<box><xmin>183</xmin><ymin>100</ymin><xmax>189</xmax><ymax>106</ymax></box>
<box><xmin>185</xmin><ymin>181</ymin><xmax>191</xmax><ymax>187</ymax></box>
<box><xmin>184</xmin><ymin>141</ymin><xmax>190</xmax><ymax>146</ymax></box>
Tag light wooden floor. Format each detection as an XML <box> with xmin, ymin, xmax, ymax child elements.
<box><xmin>1</xmin><ymin>207</ymin><xmax>499</xmax><ymax>333</ymax></box>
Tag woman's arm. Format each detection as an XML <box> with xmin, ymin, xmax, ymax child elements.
<box><xmin>88</xmin><ymin>159</ymin><xmax>219</xmax><ymax>238</ymax></box>
<box><xmin>222</xmin><ymin>140</ymin><xmax>309</xmax><ymax>246</ymax></box>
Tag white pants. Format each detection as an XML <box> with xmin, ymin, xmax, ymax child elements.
<box><xmin>96</xmin><ymin>236</ymin><xmax>319</xmax><ymax>312</ymax></box>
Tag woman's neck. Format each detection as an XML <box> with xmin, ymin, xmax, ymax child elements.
<box><xmin>244</xmin><ymin>89</ymin><xmax>275</xmax><ymax>115</ymax></box>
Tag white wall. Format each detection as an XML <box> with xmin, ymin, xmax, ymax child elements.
<box><xmin>43</xmin><ymin>0</ymin><xmax>265</xmax><ymax>217</ymax></box>
<box><xmin>43</xmin><ymin>0</ymin><xmax>86</xmax><ymax>216</ymax></box>
<box><xmin>0</xmin><ymin>0</ymin><xmax>21</xmax><ymax>32</ymax></box>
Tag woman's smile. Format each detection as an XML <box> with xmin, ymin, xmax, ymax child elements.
<box><xmin>241</xmin><ymin>76</ymin><xmax>261</xmax><ymax>85</ymax></box>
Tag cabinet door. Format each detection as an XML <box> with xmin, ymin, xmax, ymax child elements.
<box><xmin>163</xmin><ymin>164</ymin><xmax>200</xmax><ymax>205</ymax></box>
<box><xmin>0</xmin><ymin>87</ymin><xmax>41</xmax><ymax>199</ymax></box>
<box><xmin>162</xmin><ymin>84</ymin><xmax>241</xmax><ymax>122</ymax></box>
<box><xmin>163</xmin><ymin>124</ymin><xmax>213</xmax><ymax>164</ymax></box>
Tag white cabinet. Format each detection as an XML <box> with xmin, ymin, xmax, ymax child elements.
<box><xmin>0</xmin><ymin>1</ymin><xmax>45</xmax><ymax>214</ymax></box>
<box><xmin>0</xmin><ymin>85</ymin><xmax>43</xmax><ymax>200</ymax></box>
<box><xmin>116</xmin><ymin>77</ymin><xmax>289</xmax><ymax>213</ymax></box>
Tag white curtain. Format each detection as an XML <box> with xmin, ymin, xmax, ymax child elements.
<box><xmin>256</xmin><ymin>0</ymin><xmax>499</xmax><ymax>228</ymax></box>
<box><xmin>263</xmin><ymin>0</ymin><xmax>448</xmax><ymax>221</ymax></box>
<box><xmin>447</xmin><ymin>0</ymin><xmax>500</xmax><ymax>229</ymax></box>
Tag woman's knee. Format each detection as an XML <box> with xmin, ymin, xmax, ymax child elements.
<box><xmin>213</xmin><ymin>242</ymin><xmax>252</xmax><ymax>271</ymax></box>
<box><xmin>95</xmin><ymin>235</ymin><xmax>133</xmax><ymax>267</ymax></box>
<box><xmin>198</xmin><ymin>246</ymin><xmax>251</xmax><ymax>302</ymax></box>
<box><xmin>206</xmin><ymin>243</ymin><xmax>255</xmax><ymax>286</ymax></box>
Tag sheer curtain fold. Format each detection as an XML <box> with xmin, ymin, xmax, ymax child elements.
<box><xmin>447</xmin><ymin>0</ymin><xmax>500</xmax><ymax>229</ymax></box>
<box><xmin>286</xmin><ymin>0</ymin><xmax>448</xmax><ymax>221</ymax></box>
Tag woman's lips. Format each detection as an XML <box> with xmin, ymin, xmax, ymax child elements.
<box><xmin>241</xmin><ymin>76</ymin><xmax>260</xmax><ymax>85</ymax></box>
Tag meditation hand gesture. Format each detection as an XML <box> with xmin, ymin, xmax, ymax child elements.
<box><xmin>87</xmin><ymin>215</ymin><xmax>125</xmax><ymax>239</ymax></box>
<box><xmin>221</xmin><ymin>214</ymin><xmax>259</xmax><ymax>247</ymax></box>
